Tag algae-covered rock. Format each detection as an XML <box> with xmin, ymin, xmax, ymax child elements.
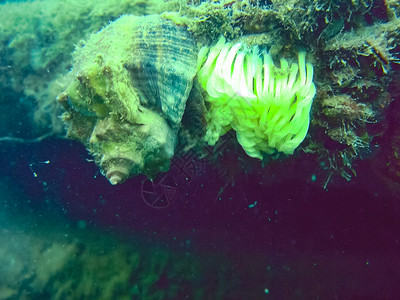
<box><xmin>2</xmin><ymin>0</ymin><xmax>399</xmax><ymax>188</ymax></box>
<box><xmin>59</xmin><ymin>15</ymin><xmax>198</xmax><ymax>184</ymax></box>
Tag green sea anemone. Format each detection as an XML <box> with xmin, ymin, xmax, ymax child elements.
<box><xmin>197</xmin><ymin>37</ymin><xmax>316</xmax><ymax>159</ymax></box>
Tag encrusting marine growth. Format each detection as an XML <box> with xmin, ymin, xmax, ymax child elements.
<box><xmin>197</xmin><ymin>37</ymin><xmax>316</xmax><ymax>159</ymax></box>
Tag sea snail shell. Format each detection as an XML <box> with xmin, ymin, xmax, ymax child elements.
<box><xmin>58</xmin><ymin>14</ymin><xmax>198</xmax><ymax>184</ymax></box>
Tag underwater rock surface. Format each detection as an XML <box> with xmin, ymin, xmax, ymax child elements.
<box><xmin>59</xmin><ymin>14</ymin><xmax>198</xmax><ymax>185</ymax></box>
<box><xmin>2</xmin><ymin>0</ymin><xmax>394</xmax><ymax>188</ymax></box>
